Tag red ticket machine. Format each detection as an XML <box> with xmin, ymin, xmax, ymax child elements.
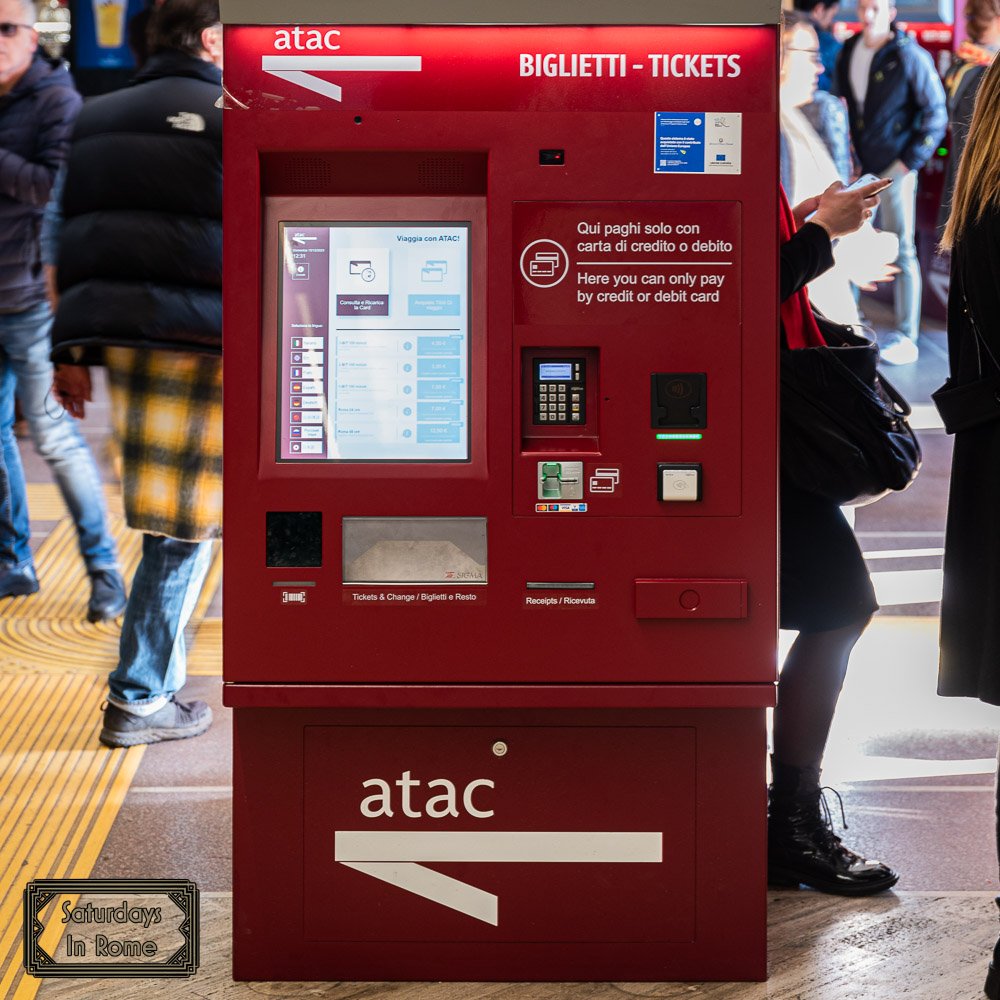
<box><xmin>222</xmin><ymin>0</ymin><xmax>780</xmax><ymax>982</ymax></box>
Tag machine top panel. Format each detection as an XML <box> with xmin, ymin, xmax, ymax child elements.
<box><xmin>221</xmin><ymin>0</ymin><xmax>781</xmax><ymax>26</ymax></box>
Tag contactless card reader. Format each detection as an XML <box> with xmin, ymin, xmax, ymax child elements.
<box><xmin>651</xmin><ymin>372</ymin><xmax>706</xmax><ymax>428</ymax></box>
<box><xmin>658</xmin><ymin>463</ymin><xmax>702</xmax><ymax>502</ymax></box>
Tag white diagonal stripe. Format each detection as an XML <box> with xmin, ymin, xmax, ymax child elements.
<box><xmin>335</xmin><ymin>831</ymin><xmax>662</xmax><ymax>863</ymax></box>
<box><xmin>262</xmin><ymin>56</ymin><xmax>422</xmax><ymax>71</ymax></box>
<box><xmin>264</xmin><ymin>70</ymin><xmax>342</xmax><ymax>101</ymax></box>
<box><xmin>342</xmin><ymin>862</ymin><xmax>498</xmax><ymax>925</ymax></box>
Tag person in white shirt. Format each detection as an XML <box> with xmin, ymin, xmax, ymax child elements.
<box><xmin>781</xmin><ymin>11</ymin><xmax>899</xmax><ymax>325</ymax></box>
<box><xmin>834</xmin><ymin>0</ymin><xmax>947</xmax><ymax>364</ymax></box>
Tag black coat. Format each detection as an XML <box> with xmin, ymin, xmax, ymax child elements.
<box><xmin>50</xmin><ymin>50</ymin><xmax>222</xmax><ymax>363</ymax></box>
<box><xmin>0</xmin><ymin>54</ymin><xmax>80</xmax><ymax>313</ymax></box>
<box><xmin>938</xmin><ymin>203</ymin><xmax>1000</xmax><ymax>704</ymax></box>
<box><xmin>834</xmin><ymin>28</ymin><xmax>947</xmax><ymax>175</ymax></box>
<box><xmin>780</xmin><ymin>221</ymin><xmax>834</xmax><ymax>305</ymax></box>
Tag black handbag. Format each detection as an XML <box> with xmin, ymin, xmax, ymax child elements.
<box><xmin>931</xmin><ymin>285</ymin><xmax>1000</xmax><ymax>433</ymax></box>
<box><xmin>781</xmin><ymin>315</ymin><xmax>922</xmax><ymax>507</ymax></box>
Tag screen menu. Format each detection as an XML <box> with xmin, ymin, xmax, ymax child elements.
<box><xmin>278</xmin><ymin>222</ymin><xmax>470</xmax><ymax>461</ymax></box>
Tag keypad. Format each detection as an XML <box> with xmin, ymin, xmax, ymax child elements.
<box><xmin>532</xmin><ymin>360</ymin><xmax>586</xmax><ymax>425</ymax></box>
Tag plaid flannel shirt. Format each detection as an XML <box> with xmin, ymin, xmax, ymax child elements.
<box><xmin>105</xmin><ymin>347</ymin><xmax>222</xmax><ymax>542</ymax></box>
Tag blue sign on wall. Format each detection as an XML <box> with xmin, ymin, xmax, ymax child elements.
<box><xmin>654</xmin><ymin>113</ymin><xmax>706</xmax><ymax>174</ymax></box>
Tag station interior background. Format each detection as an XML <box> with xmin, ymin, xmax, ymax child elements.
<box><xmin>3</xmin><ymin>0</ymin><xmax>1000</xmax><ymax>997</ymax></box>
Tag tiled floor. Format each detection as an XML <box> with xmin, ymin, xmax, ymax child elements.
<box><xmin>30</xmin><ymin>893</ymin><xmax>1000</xmax><ymax>999</ymax></box>
<box><xmin>9</xmin><ymin>300</ymin><xmax>1000</xmax><ymax>998</ymax></box>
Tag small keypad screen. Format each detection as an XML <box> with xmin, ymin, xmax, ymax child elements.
<box><xmin>539</xmin><ymin>363</ymin><xmax>573</xmax><ymax>381</ymax></box>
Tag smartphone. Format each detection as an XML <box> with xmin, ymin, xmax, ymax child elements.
<box><xmin>803</xmin><ymin>172</ymin><xmax>892</xmax><ymax>222</ymax></box>
<box><xmin>845</xmin><ymin>173</ymin><xmax>891</xmax><ymax>192</ymax></box>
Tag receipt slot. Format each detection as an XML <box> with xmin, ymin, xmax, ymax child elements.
<box><xmin>222</xmin><ymin>0</ymin><xmax>780</xmax><ymax>983</ymax></box>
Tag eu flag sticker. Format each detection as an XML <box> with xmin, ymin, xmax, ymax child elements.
<box><xmin>654</xmin><ymin>112</ymin><xmax>742</xmax><ymax>175</ymax></box>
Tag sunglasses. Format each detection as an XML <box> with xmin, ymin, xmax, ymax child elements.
<box><xmin>0</xmin><ymin>22</ymin><xmax>33</xmax><ymax>37</ymax></box>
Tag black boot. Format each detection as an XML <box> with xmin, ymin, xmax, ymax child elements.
<box><xmin>985</xmin><ymin>896</ymin><xmax>1000</xmax><ymax>1000</ymax></box>
<box><xmin>768</xmin><ymin>761</ymin><xmax>899</xmax><ymax>896</ymax></box>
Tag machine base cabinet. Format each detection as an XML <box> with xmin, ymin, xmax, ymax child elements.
<box><xmin>231</xmin><ymin>705</ymin><xmax>767</xmax><ymax>982</ymax></box>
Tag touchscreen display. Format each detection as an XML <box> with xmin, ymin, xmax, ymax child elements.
<box><xmin>277</xmin><ymin>222</ymin><xmax>470</xmax><ymax>461</ymax></box>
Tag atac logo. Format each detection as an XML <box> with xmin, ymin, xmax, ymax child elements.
<box><xmin>263</xmin><ymin>27</ymin><xmax>422</xmax><ymax>103</ymax></box>
<box><xmin>272</xmin><ymin>26</ymin><xmax>342</xmax><ymax>51</ymax></box>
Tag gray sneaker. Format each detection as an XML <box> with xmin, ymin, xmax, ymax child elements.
<box><xmin>99</xmin><ymin>698</ymin><xmax>213</xmax><ymax>748</ymax></box>
<box><xmin>879</xmin><ymin>334</ymin><xmax>919</xmax><ymax>366</ymax></box>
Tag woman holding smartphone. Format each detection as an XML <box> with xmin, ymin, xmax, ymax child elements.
<box><xmin>772</xmin><ymin>172</ymin><xmax>900</xmax><ymax>895</ymax></box>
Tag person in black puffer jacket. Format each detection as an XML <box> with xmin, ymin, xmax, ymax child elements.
<box><xmin>49</xmin><ymin>0</ymin><xmax>223</xmax><ymax>749</ymax></box>
<box><xmin>0</xmin><ymin>0</ymin><xmax>125</xmax><ymax>617</ymax></box>
<box><xmin>50</xmin><ymin>13</ymin><xmax>222</xmax><ymax>360</ymax></box>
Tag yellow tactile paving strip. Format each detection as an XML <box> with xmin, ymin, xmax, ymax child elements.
<box><xmin>0</xmin><ymin>487</ymin><xmax>222</xmax><ymax>998</ymax></box>
<box><xmin>0</xmin><ymin>673</ymin><xmax>145</xmax><ymax>1000</ymax></box>
<box><xmin>188</xmin><ymin>618</ymin><xmax>223</xmax><ymax>676</ymax></box>
<box><xmin>3</xmin><ymin>517</ymin><xmax>141</xmax><ymax>622</ymax></box>
<box><xmin>24</xmin><ymin>482</ymin><xmax>123</xmax><ymax>521</ymax></box>
<box><xmin>0</xmin><ymin>517</ymin><xmax>222</xmax><ymax>676</ymax></box>
<box><xmin>0</xmin><ymin>615</ymin><xmax>222</xmax><ymax>676</ymax></box>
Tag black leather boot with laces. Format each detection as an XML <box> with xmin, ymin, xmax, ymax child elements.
<box><xmin>768</xmin><ymin>768</ymin><xmax>899</xmax><ymax>896</ymax></box>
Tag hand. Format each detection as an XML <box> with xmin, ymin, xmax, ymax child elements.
<box><xmin>809</xmin><ymin>179</ymin><xmax>890</xmax><ymax>240</ymax></box>
<box><xmin>792</xmin><ymin>195</ymin><xmax>822</xmax><ymax>229</ymax></box>
<box><xmin>855</xmin><ymin>263</ymin><xmax>901</xmax><ymax>292</ymax></box>
<box><xmin>53</xmin><ymin>364</ymin><xmax>92</xmax><ymax>420</ymax></box>
<box><xmin>835</xmin><ymin>226</ymin><xmax>901</xmax><ymax>290</ymax></box>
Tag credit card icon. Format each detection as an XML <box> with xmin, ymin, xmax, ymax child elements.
<box><xmin>529</xmin><ymin>252</ymin><xmax>560</xmax><ymax>277</ymax></box>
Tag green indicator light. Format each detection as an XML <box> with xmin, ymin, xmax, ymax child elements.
<box><xmin>655</xmin><ymin>433</ymin><xmax>703</xmax><ymax>440</ymax></box>
<box><xmin>937</xmin><ymin>146</ymin><xmax>948</xmax><ymax>156</ymax></box>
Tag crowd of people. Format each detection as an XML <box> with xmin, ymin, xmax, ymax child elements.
<box><xmin>2</xmin><ymin>0</ymin><xmax>1000</xmax><ymax>988</ymax></box>
<box><xmin>790</xmin><ymin>0</ymin><xmax>948</xmax><ymax>363</ymax></box>
<box><xmin>0</xmin><ymin>0</ymin><xmax>222</xmax><ymax>746</ymax></box>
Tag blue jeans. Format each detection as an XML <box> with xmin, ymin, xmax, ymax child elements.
<box><xmin>0</xmin><ymin>302</ymin><xmax>118</xmax><ymax>572</ymax></box>
<box><xmin>876</xmin><ymin>166</ymin><xmax>921</xmax><ymax>344</ymax></box>
<box><xmin>108</xmin><ymin>534</ymin><xmax>213</xmax><ymax>706</ymax></box>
